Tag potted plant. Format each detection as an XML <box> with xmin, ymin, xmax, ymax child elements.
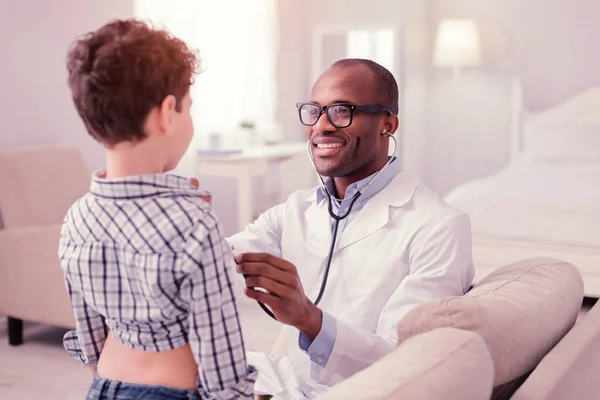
<box><xmin>239</xmin><ymin>119</ymin><xmax>259</xmax><ymax>146</ymax></box>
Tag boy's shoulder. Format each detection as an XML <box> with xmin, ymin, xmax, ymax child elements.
<box><xmin>142</xmin><ymin>194</ymin><xmax>220</xmax><ymax>247</ymax></box>
<box><xmin>61</xmin><ymin>192</ymin><xmax>219</xmax><ymax>254</ymax></box>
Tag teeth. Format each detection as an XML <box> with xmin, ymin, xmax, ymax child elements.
<box><xmin>316</xmin><ymin>143</ymin><xmax>343</xmax><ymax>149</ymax></box>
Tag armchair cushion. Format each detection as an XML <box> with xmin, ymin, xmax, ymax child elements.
<box><xmin>0</xmin><ymin>145</ymin><xmax>89</xmax><ymax>229</ymax></box>
<box><xmin>396</xmin><ymin>258</ymin><xmax>583</xmax><ymax>386</ymax></box>
<box><xmin>0</xmin><ymin>225</ymin><xmax>75</xmax><ymax>328</ymax></box>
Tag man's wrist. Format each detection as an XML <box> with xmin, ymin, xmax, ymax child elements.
<box><xmin>297</xmin><ymin>303</ymin><xmax>322</xmax><ymax>342</ymax></box>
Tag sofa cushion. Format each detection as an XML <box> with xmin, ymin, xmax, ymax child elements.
<box><xmin>396</xmin><ymin>258</ymin><xmax>584</xmax><ymax>386</ymax></box>
<box><xmin>511</xmin><ymin>301</ymin><xmax>600</xmax><ymax>400</ymax></box>
<box><xmin>316</xmin><ymin>327</ymin><xmax>494</xmax><ymax>400</ymax></box>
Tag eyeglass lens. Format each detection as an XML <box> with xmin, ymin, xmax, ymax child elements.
<box><xmin>299</xmin><ymin>104</ymin><xmax>352</xmax><ymax>128</ymax></box>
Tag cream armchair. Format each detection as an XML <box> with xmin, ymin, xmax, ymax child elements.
<box><xmin>0</xmin><ymin>145</ymin><xmax>89</xmax><ymax>345</ymax></box>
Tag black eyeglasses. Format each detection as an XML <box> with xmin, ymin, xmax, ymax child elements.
<box><xmin>296</xmin><ymin>102</ymin><xmax>394</xmax><ymax>129</ymax></box>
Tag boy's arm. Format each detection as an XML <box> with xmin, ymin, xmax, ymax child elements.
<box><xmin>62</xmin><ymin>278</ymin><xmax>108</xmax><ymax>371</ymax></box>
<box><xmin>180</xmin><ymin>218</ymin><xmax>257</xmax><ymax>399</ymax></box>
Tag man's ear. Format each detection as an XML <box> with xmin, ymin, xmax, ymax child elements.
<box><xmin>382</xmin><ymin>115</ymin><xmax>399</xmax><ymax>136</ymax></box>
<box><xmin>158</xmin><ymin>94</ymin><xmax>177</xmax><ymax>135</ymax></box>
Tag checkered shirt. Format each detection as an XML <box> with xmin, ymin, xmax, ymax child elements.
<box><xmin>58</xmin><ymin>172</ymin><xmax>256</xmax><ymax>399</ymax></box>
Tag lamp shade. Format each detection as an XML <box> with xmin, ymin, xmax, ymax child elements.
<box><xmin>433</xmin><ymin>19</ymin><xmax>481</xmax><ymax>67</ymax></box>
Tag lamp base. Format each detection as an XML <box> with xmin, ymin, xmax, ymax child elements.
<box><xmin>452</xmin><ymin>65</ymin><xmax>461</xmax><ymax>88</ymax></box>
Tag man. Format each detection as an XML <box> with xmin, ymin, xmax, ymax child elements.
<box><xmin>228</xmin><ymin>59</ymin><xmax>474</xmax><ymax>399</ymax></box>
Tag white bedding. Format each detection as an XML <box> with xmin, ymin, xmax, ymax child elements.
<box><xmin>444</xmin><ymin>159</ymin><xmax>600</xmax><ymax>248</ymax></box>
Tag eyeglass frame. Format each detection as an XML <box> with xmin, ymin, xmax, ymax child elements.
<box><xmin>296</xmin><ymin>101</ymin><xmax>394</xmax><ymax>128</ymax></box>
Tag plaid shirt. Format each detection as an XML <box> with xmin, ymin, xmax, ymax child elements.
<box><xmin>58</xmin><ymin>172</ymin><xmax>256</xmax><ymax>399</ymax></box>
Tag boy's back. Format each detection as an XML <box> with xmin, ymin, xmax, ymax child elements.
<box><xmin>60</xmin><ymin>172</ymin><xmax>256</xmax><ymax>398</ymax></box>
<box><xmin>59</xmin><ymin>18</ymin><xmax>256</xmax><ymax>399</ymax></box>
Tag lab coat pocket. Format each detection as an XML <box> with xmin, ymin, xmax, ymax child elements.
<box><xmin>338</xmin><ymin>245</ymin><xmax>410</xmax><ymax>316</ymax></box>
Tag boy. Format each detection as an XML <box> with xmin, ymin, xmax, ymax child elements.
<box><xmin>59</xmin><ymin>18</ymin><xmax>256</xmax><ymax>399</ymax></box>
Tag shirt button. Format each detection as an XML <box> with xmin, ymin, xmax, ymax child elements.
<box><xmin>317</xmin><ymin>356</ymin><xmax>324</xmax><ymax>363</ymax></box>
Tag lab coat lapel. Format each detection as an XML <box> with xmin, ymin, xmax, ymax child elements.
<box><xmin>336</xmin><ymin>172</ymin><xmax>418</xmax><ymax>252</ymax></box>
<box><xmin>335</xmin><ymin>195</ymin><xmax>390</xmax><ymax>251</ymax></box>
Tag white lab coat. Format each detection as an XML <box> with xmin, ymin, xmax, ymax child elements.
<box><xmin>228</xmin><ymin>170</ymin><xmax>475</xmax><ymax>399</ymax></box>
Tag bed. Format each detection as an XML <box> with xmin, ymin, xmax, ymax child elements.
<box><xmin>444</xmin><ymin>84</ymin><xmax>600</xmax><ymax>297</ymax></box>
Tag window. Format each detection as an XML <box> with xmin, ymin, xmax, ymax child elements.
<box><xmin>312</xmin><ymin>26</ymin><xmax>397</xmax><ymax>84</ymax></box>
<box><xmin>134</xmin><ymin>0</ymin><xmax>279</xmax><ymax>152</ymax></box>
<box><xmin>347</xmin><ymin>28</ymin><xmax>395</xmax><ymax>73</ymax></box>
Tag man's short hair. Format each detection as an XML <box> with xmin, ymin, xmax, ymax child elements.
<box><xmin>332</xmin><ymin>58</ymin><xmax>399</xmax><ymax>115</ymax></box>
<box><xmin>66</xmin><ymin>19</ymin><xmax>200</xmax><ymax>145</ymax></box>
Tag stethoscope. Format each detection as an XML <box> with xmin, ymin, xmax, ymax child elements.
<box><xmin>257</xmin><ymin>131</ymin><xmax>399</xmax><ymax>320</ymax></box>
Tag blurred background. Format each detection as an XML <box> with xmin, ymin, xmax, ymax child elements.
<box><xmin>1</xmin><ymin>1</ymin><xmax>599</xmax><ymax>398</ymax></box>
<box><xmin>1</xmin><ymin>0</ymin><xmax>599</xmax><ymax>233</ymax></box>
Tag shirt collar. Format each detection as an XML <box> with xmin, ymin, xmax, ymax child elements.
<box><xmin>316</xmin><ymin>157</ymin><xmax>401</xmax><ymax>203</ymax></box>
<box><xmin>89</xmin><ymin>171</ymin><xmax>199</xmax><ymax>200</ymax></box>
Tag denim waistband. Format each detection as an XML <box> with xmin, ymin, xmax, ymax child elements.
<box><xmin>87</xmin><ymin>374</ymin><xmax>202</xmax><ymax>400</ymax></box>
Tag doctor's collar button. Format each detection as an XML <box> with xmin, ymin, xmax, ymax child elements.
<box><xmin>317</xmin><ymin>356</ymin><xmax>324</xmax><ymax>363</ymax></box>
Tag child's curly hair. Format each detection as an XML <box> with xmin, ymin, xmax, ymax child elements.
<box><xmin>67</xmin><ymin>18</ymin><xmax>200</xmax><ymax>146</ymax></box>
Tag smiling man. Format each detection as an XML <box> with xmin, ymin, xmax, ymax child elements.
<box><xmin>228</xmin><ymin>59</ymin><xmax>475</xmax><ymax>399</ymax></box>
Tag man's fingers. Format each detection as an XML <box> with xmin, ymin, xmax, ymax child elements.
<box><xmin>237</xmin><ymin>262</ymin><xmax>295</xmax><ymax>286</ymax></box>
<box><xmin>235</xmin><ymin>252</ymin><xmax>297</xmax><ymax>273</ymax></box>
<box><xmin>244</xmin><ymin>276</ymin><xmax>290</xmax><ymax>298</ymax></box>
<box><xmin>244</xmin><ymin>287</ymin><xmax>280</xmax><ymax>307</ymax></box>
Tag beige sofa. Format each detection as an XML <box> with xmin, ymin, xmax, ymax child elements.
<box><xmin>316</xmin><ymin>258</ymin><xmax>596</xmax><ymax>400</ymax></box>
<box><xmin>0</xmin><ymin>145</ymin><xmax>89</xmax><ymax>345</ymax></box>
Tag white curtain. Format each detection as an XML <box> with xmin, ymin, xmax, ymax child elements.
<box><xmin>134</xmin><ymin>0</ymin><xmax>279</xmax><ymax>174</ymax></box>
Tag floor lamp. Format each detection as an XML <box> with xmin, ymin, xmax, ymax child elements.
<box><xmin>433</xmin><ymin>19</ymin><xmax>482</xmax><ymax>87</ymax></box>
<box><xmin>429</xmin><ymin>19</ymin><xmax>482</xmax><ymax>193</ymax></box>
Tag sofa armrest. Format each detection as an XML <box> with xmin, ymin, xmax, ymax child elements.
<box><xmin>511</xmin><ymin>302</ymin><xmax>600</xmax><ymax>400</ymax></box>
<box><xmin>0</xmin><ymin>225</ymin><xmax>75</xmax><ymax>328</ymax></box>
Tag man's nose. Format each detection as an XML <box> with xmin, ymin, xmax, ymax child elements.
<box><xmin>313</xmin><ymin>110</ymin><xmax>336</xmax><ymax>134</ymax></box>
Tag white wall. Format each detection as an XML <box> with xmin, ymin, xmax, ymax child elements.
<box><xmin>517</xmin><ymin>0</ymin><xmax>600</xmax><ymax>111</ymax></box>
<box><xmin>0</xmin><ymin>0</ymin><xmax>134</xmax><ymax>171</ymax></box>
<box><xmin>6</xmin><ymin>0</ymin><xmax>599</xmax><ymax>215</ymax></box>
<box><xmin>400</xmin><ymin>0</ymin><xmax>432</xmax><ymax>180</ymax></box>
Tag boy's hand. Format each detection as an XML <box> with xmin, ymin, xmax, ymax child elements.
<box><xmin>188</xmin><ymin>177</ymin><xmax>200</xmax><ymax>189</ymax></box>
<box><xmin>188</xmin><ymin>177</ymin><xmax>212</xmax><ymax>204</ymax></box>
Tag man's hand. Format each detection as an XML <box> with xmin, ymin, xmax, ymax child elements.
<box><xmin>188</xmin><ymin>177</ymin><xmax>212</xmax><ymax>204</ymax></box>
<box><xmin>235</xmin><ymin>252</ymin><xmax>323</xmax><ymax>341</ymax></box>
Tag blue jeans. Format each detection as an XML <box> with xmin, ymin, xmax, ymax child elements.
<box><xmin>86</xmin><ymin>375</ymin><xmax>202</xmax><ymax>400</ymax></box>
